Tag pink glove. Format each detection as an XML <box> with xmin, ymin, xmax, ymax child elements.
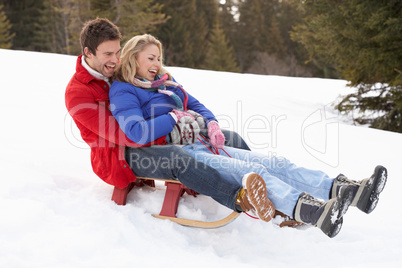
<box><xmin>171</xmin><ymin>109</ymin><xmax>195</xmax><ymax>121</ymax></box>
<box><xmin>207</xmin><ymin>121</ymin><xmax>225</xmax><ymax>149</ymax></box>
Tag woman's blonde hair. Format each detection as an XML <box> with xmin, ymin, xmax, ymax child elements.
<box><xmin>114</xmin><ymin>34</ymin><xmax>170</xmax><ymax>83</ymax></box>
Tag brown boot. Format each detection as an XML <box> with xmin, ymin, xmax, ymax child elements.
<box><xmin>236</xmin><ymin>173</ymin><xmax>275</xmax><ymax>222</ymax></box>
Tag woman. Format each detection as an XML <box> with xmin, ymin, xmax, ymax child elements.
<box><xmin>109</xmin><ymin>34</ymin><xmax>387</xmax><ymax>238</ymax></box>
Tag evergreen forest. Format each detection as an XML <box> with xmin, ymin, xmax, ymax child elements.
<box><xmin>0</xmin><ymin>0</ymin><xmax>401</xmax><ymax>132</ymax></box>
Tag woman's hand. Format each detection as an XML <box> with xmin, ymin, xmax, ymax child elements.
<box><xmin>207</xmin><ymin>121</ymin><xmax>225</xmax><ymax>149</ymax></box>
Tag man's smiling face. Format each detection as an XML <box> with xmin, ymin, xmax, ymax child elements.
<box><xmin>84</xmin><ymin>39</ymin><xmax>121</xmax><ymax>78</ymax></box>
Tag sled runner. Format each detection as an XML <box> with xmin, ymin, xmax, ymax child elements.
<box><xmin>112</xmin><ymin>177</ymin><xmax>241</xmax><ymax>228</ymax></box>
<box><xmin>111</xmin><ymin>177</ymin><xmax>302</xmax><ymax>229</ymax></box>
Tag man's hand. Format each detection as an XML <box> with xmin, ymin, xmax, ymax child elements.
<box><xmin>170</xmin><ymin>109</ymin><xmax>195</xmax><ymax>122</ymax></box>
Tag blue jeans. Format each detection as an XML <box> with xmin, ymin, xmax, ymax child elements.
<box><xmin>124</xmin><ymin>130</ymin><xmax>249</xmax><ymax>212</ymax></box>
<box><xmin>182</xmin><ymin>141</ymin><xmax>335</xmax><ymax>217</ymax></box>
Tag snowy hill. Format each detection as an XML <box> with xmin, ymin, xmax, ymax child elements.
<box><xmin>1</xmin><ymin>49</ymin><xmax>402</xmax><ymax>267</ymax></box>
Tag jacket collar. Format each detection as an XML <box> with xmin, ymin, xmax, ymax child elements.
<box><xmin>75</xmin><ymin>55</ymin><xmax>111</xmax><ymax>86</ymax></box>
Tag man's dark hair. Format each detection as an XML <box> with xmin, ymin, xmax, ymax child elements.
<box><xmin>80</xmin><ymin>17</ymin><xmax>122</xmax><ymax>57</ymax></box>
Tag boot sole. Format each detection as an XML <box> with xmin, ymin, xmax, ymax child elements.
<box><xmin>243</xmin><ymin>173</ymin><xmax>275</xmax><ymax>222</ymax></box>
<box><xmin>318</xmin><ymin>186</ymin><xmax>354</xmax><ymax>238</ymax></box>
<box><xmin>356</xmin><ymin>165</ymin><xmax>388</xmax><ymax>214</ymax></box>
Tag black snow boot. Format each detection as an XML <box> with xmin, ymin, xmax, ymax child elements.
<box><xmin>330</xmin><ymin>165</ymin><xmax>388</xmax><ymax>214</ymax></box>
<box><xmin>294</xmin><ymin>186</ymin><xmax>354</xmax><ymax>238</ymax></box>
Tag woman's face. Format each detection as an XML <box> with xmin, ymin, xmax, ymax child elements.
<box><xmin>136</xmin><ymin>44</ymin><xmax>161</xmax><ymax>81</ymax></box>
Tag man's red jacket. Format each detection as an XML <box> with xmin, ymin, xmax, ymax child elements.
<box><xmin>65</xmin><ymin>55</ymin><xmax>166</xmax><ymax>188</ymax></box>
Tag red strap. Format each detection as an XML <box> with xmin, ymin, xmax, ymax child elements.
<box><xmin>198</xmin><ymin>134</ymin><xmax>232</xmax><ymax>156</ymax></box>
<box><xmin>221</xmin><ymin>147</ymin><xmax>231</xmax><ymax>158</ymax></box>
<box><xmin>245</xmin><ymin>212</ymin><xmax>259</xmax><ymax>220</ymax></box>
<box><xmin>197</xmin><ymin>137</ymin><xmax>216</xmax><ymax>155</ymax></box>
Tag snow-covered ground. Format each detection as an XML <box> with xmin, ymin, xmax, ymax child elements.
<box><xmin>1</xmin><ymin>49</ymin><xmax>401</xmax><ymax>267</ymax></box>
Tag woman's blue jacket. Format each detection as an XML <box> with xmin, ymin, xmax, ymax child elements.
<box><xmin>109</xmin><ymin>79</ymin><xmax>216</xmax><ymax>145</ymax></box>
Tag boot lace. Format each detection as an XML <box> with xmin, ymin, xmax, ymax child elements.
<box><xmin>336</xmin><ymin>174</ymin><xmax>359</xmax><ymax>185</ymax></box>
<box><xmin>301</xmin><ymin>193</ymin><xmax>325</xmax><ymax>207</ymax></box>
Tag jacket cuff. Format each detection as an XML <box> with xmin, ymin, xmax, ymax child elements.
<box><xmin>206</xmin><ymin>119</ymin><xmax>218</xmax><ymax>126</ymax></box>
<box><xmin>169</xmin><ymin>112</ymin><xmax>178</xmax><ymax>123</ymax></box>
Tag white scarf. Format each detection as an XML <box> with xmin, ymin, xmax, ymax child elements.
<box><xmin>81</xmin><ymin>56</ymin><xmax>111</xmax><ymax>86</ymax></box>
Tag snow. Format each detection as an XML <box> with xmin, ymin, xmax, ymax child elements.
<box><xmin>1</xmin><ymin>48</ymin><xmax>402</xmax><ymax>267</ymax></box>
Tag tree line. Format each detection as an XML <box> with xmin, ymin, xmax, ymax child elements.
<box><xmin>0</xmin><ymin>0</ymin><xmax>401</xmax><ymax>132</ymax></box>
<box><xmin>0</xmin><ymin>0</ymin><xmax>322</xmax><ymax>76</ymax></box>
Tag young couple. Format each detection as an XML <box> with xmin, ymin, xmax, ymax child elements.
<box><xmin>65</xmin><ymin>18</ymin><xmax>388</xmax><ymax>238</ymax></box>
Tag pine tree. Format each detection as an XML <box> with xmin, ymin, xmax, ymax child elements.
<box><xmin>112</xmin><ymin>0</ymin><xmax>167</xmax><ymax>44</ymax></box>
<box><xmin>196</xmin><ymin>0</ymin><xmax>218</xmax><ymax>32</ymax></box>
<box><xmin>34</xmin><ymin>0</ymin><xmax>71</xmax><ymax>54</ymax></box>
<box><xmin>235</xmin><ymin>0</ymin><xmax>289</xmax><ymax>72</ymax></box>
<box><xmin>267</xmin><ymin>15</ymin><xmax>285</xmax><ymax>57</ymax></box>
<box><xmin>238</xmin><ymin>0</ymin><xmax>268</xmax><ymax>51</ymax></box>
<box><xmin>63</xmin><ymin>0</ymin><xmax>168</xmax><ymax>55</ymax></box>
<box><xmin>1</xmin><ymin>0</ymin><xmax>44</xmax><ymax>51</ymax></box>
<box><xmin>153</xmin><ymin>0</ymin><xmax>209</xmax><ymax>68</ymax></box>
<box><xmin>218</xmin><ymin>0</ymin><xmax>237</xmax><ymax>44</ymax></box>
<box><xmin>202</xmin><ymin>22</ymin><xmax>240</xmax><ymax>72</ymax></box>
<box><xmin>291</xmin><ymin>0</ymin><xmax>402</xmax><ymax>132</ymax></box>
<box><xmin>0</xmin><ymin>4</ymin><xmax>14</xmax><ymax>49</ymax></box>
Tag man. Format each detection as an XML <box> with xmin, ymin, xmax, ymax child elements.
<box><xmin>65</xmin><ymin>18</ymin><xmax>273</xmax><ymax>220</ymax></box>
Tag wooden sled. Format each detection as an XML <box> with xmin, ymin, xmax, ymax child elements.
<box><xmin>111</xmin><ymin>177</ymin><xmax>240</xmax><ymax>228</ymax></box>
<box><xmin>111</xmin><ymin>177</ymin><xmax>302</xmax><ymax>229</ymax></box>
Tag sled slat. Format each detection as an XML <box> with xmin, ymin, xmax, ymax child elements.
<box><xmin>152</xmin><ymin>211</ymin><xmax>241</xmax><ymax>229</ymax></box>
